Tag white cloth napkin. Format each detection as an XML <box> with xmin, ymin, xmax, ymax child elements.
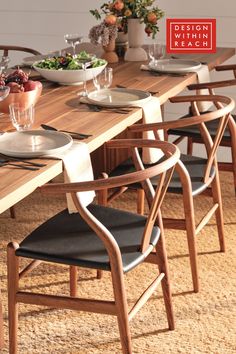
<box><xmin>141</xmin><ymin>63</ymin><xmax>212</xmax><ymax>112</ymax></box>
<box><xmin>48</xmin><ymin>142</ymin><xmax>95</xmax><ymax>213</ymax></box>
<box><xmin>194</xmin><ymin>64</ymin><xmax>212</xmax><ymax>112</ymax></box>
<box><xmin>139</xmin><ymin>96</ymin><xmax>164</xmax><ymax>164</ymax></box>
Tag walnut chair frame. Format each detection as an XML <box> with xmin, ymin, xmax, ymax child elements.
<box><xmin>0</xmin><ymin>45</ymin><xmax>41</xmax><ymax>57</ymax></box>
<box><xmin>99</xmin><ymin>95</ymin><xmax>235</xmax><ymax>294</ymax></box>
<box><xmin>169</xmin><ymin>65</ymin><xmax>236</xmax><ymax>194</ymax></box>
<box><xmin>7</xmin><ymin>139</ymin><xmax>180</xmax><ymax>354</ymax></box>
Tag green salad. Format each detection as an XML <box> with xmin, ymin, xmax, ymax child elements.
<box><xmin>35</xmin><ymin>51</ymin><xmax>106</xmax><ymax>70</ymax></box>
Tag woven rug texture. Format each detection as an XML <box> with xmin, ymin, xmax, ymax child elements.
<box><xmin>0</xmin><ymin>172</ymin><xmax>235</xmax><ymax>354</ymax></box>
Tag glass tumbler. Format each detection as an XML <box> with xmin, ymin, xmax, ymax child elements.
<box><xmin>93</xmin><ymin>67</ymin><xmax>113</xmax><ymax>90</ymax></box>
<box><xmin>9</xmin><ymin>103</ymin><xmax>35</xmax><ymax>131</ymax></box>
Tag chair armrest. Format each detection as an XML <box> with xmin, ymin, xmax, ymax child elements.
<box><xmin>187</xmin><ymin>79</ymin><xmax>236</xmax><ymax>90</ymax></box>
<box><xmin>128</xmin><ymin>95</ymin><xmax>234</xmax><ymax>132</ymax></box>
<box><xmin>40</xmin><ymin>139</ymin><xmax>180</xmax><ymax>195</ymax></box>
<box><xmin>215</xmin><ymin>64</ymin><xmax>236</xmax><ymax>72</ymax></box>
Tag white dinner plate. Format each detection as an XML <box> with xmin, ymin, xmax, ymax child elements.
<box><xmin>149</xmin><ymin>59</ymin><xmax>201</xmax><ymax>73</ymax></box>
<box><xmin>87</xmin><ymin>88</ymin><xmax>151</xmax><ymax>107</ymax></box>
<box><xmin>0</xmin><ymin>130</ymin><xmax>73</xmax><ymax>158</ymax></box>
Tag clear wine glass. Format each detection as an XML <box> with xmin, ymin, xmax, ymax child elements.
<box><xmin>78</xmin><ymin>55</ymin><xmax>96</xmax><ymax>97</ymax></box>
<box><xmin>148</xmin><ymin>43</ymin><xmax>165</xmax><ymax>63</ymax></box>
<box><xmin>64</xmin><ymin>34</ymin><xmax>83</xmax><ymax>57</ymax></box>
<box><xmin>93</xmin><ymin>67</ymin><xmax>113</xmax><ymax>91</ymax></box>
<box><xmin>0</xmin><ymin>85</ymin><xmax>10</xmax><ymax>101</ymax></box>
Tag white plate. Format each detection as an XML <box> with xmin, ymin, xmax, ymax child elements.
<box><xmin>149</xmin><ymin>59</ymin><xmax>201</xmax><ymax>73</ymax></box>
<box><xmin>22</xmin><ymin>55</ymin><xmax>50</xmax><ymax>67</ymax></box>
<box><xmin>87</xmin><ymin>88</ymin><xmax>151</xmax><ymax>107</ymax></box>
<box><xmin>0</xmin><ymin>130</ymin><xmax>73</xmax><ymax>158</ymax></box>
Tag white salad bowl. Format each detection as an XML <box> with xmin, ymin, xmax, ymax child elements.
<box><xmin>33</xmin><ymin>61</ymin><xmax>107</xmax><ymax>85</ymax></box>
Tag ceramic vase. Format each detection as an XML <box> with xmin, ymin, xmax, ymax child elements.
<box><xmin>102</xmin><ymin>39</ymin><xmax>119</xmax><ymax>63</ymax></box>
<box><xmin>124</xmin><ymin>19</ymin><xmax>148</xmax><ymax>62</ymax></box>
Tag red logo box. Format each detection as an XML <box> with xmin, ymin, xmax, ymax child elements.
<box><xmin>166</xmin><ymin>19</ymin><xmax>216</xmax><ymax>54</ymax></box>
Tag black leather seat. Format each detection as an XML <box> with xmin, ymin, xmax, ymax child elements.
<box><xmin>16</xmin><ymin>204</ymin><xmax>160</xmax><ymax>273</ymax></box>
<box><xmin>110</xmin><ymin>154</ymin><xmax>215</xmax><ymax>197</ymax></box>
<box><xmin>169</xmin><ymin>111</ymin><xmax>235</xmax><ymax>141</ymax></box>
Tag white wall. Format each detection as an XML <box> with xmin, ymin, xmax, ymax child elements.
<box><xmin>1</xmin><ymin>0</ymin><xmax>236</xmax><ymax>160</ymax></box>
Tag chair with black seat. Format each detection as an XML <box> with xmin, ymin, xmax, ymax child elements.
<box><xmin>7</xmin><ymin>139</ymin><xmax>180</xmax><ymax>354</ymax></box>
<box><xmin>99</xmin><ymin>95</ymin><xmax>234</xmax><ymax>293</ymax></box>
<box><xmin>168</xmin><ymin>64</ymin><xmax>236</xmax><ymax>194</ymax></box>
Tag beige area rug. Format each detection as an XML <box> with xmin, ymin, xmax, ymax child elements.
<box><xmin>0</xmin><ymin>172</ymin><xmax>235</xmax><ymax>354</ymax></box>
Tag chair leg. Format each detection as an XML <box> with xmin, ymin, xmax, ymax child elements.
<box><xmin>7</xmin><ymin>242</ymin><xmax>20</xmax><ymax>354</ymax></box>
<box><xmin>182</xmin><ymin>190</ymin><xmax>199</xmax><ymax>293</ymax></box>
<box><xmin>230</xmin><ymin>138</ymin><xmax>236</xmax><ymax>196</ymax></box>
<box><xmin>96</xmin><ymin>270</ymin><xmax>102</xmax><ymax>279</ymax></box>
<box><xmin>111</xmin><ymin>269</ymin><xmax>132</xmax><ymax>354</ymax></box>
<box><xmin>0</xmin><ymin>289</ymin><xmax>4</xmax><ymax>349</ymax></box>
<box><xmin>137</xmin><ymin>189</ymin><xmax>145</xmax><ymax>215</ymax></box>
<box><xmin>211</xmin><ymin>172</ymin><xmax>225</xmax><ymax>252</ymax></box>
<box><xmin>69</xmin><ymin>266</ymin><xmax>78</xmax><ymax>297</ymax></box>
<box><xmin>156</xmin><ymin>215</ymin><xmax>175</xmax><ymax>330</ymax></box>
<box><xmin>10</xmin><ymin>206</ymin><xmax>16</xmax><ymax>219</ymax></box>
<box><xmin>187</xmin><ymin>137</ymin><xmax>193</xmax><ymax>155</ymax></box>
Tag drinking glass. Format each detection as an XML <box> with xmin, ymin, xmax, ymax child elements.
<box><xmin>78</xmin><ymin>55</ymin><xmax>96</xmax><ymax>97</ymax></box>
<box><xmin>64</xmin><ymin>34</ymin><xmax>83</xmax><ymax>57</ymax></box>
<box><xmin>0</xmin><ymin>86</ymin><xmax>10</xmax><ymax>101</ymax></box>
<box><xmin>9</xmin><ymin>103</ymin><xmax>34</xmax><ymax>131</ymax></box>
<box><xmin>148</xmin><ymin>43</ymin><xmax>165</xmax><ymax>63</ymax></box>
<box><xmin>0</xmin><ymin>56</ymin><xmax>10</xmax><ymax>74</ymax></box>
<box><xmin>93</xmin><ymin>67</ymin><xmax>113</xmax><ymax>91</ymax></box>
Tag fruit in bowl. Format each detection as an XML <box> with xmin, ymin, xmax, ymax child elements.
<box><xmin>33</xmin><ymin>51</ymin><xmax>107</xmax><ymax>85</ymax></box>
<box><xmin>0</xmin><ymin>69</ymin><xmax>42</xmax><ymax>114</ymax></box>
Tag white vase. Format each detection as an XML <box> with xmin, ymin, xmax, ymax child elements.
<box><xmin>124</xmin><ymin>19</ymin><xmax>148</xmax><ymax>62</ymax></box>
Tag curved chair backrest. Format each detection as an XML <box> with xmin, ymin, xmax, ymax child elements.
<box><xmin>0</xmin><ymin>45</ymin><xmax>41</xmax><ymax>57</ymax></box>
<box><xmin>128</xmin><ymin>95</ymin><xmax>235</xmax><ymax>185</ymax></box>
<box><xmin>41</xmin><ymin>139</ymin><xmax>180</xmax><ymax>256</ymax></box>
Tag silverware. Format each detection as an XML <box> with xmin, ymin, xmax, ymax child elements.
<box><xmin>0</xmin><ymin>160</ymin><xmax>40</xmax><ymax>171</ymax></box>
<box><xmin>0</xmin><ymin>153</ymin><xmax>47</xmax><ymax>167</ymax></box>
<box><xmin>171</xmin><ymin>56</ymin><xmax>208</xmax><ymax>65</ymax></box>
<box><xmin>116</xmin><ymin>85</ymin><xmax>159</xmax><ymax>95</ymax></box>
<box><xmin>86</xmin><ymin>103</ymin><xmax>132</xmax><ymax>114</ymax></box>
<box><xmin>149</xmin><ymin>71</ymin><xmax>187</xmax><ymax>77</ymax></box>
<box><xmin>41</xmin><ymin>124</ymin><xmax>92</xmax><ymax>139</ymax></box>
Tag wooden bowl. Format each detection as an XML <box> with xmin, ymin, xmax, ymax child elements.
<box><xmin>0</xmin><ymin>87</ymin><xmax>42</xmax><ymax>114</ymax></box>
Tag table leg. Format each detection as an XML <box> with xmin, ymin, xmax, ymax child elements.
<box><xmin>0</xmin><ymin>290</ymin><xmax>4</xmax><ymax>348</ymax></box>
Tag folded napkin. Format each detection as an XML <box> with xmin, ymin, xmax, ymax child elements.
<box><xmin>141</xmin><ymin>63</ymin><xmax>212</xmax><ymax>112</ymax></box>
<box><xmin>194</xmin><ymin>64</ymin><xmax>212</xmax><ymax>112</ymax></box>
<box><xmin>48</xmin><ymin>141</ymin><xmax>95</xmax><ymax>213</ymax></box>
<box><xmin>139</xmin><ymin>96</ymin><xmax>164</xmax><ymax>164</ymax></box>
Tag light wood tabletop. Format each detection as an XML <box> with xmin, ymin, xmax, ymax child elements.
<box><xmin>0</xmin><ymin>47</ymin><xmax>235</xmax><ymax>214</ymax></box>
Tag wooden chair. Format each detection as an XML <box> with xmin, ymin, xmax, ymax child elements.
<box><xmin>7</xmin><ymin>139</ymin><xmax>180</xmax><ymax>354</ymax></box>
<box><xmin>168</xmin><ymin>65</ymin><xmax>236</xmax><ymax>194</ymax></box>
<box><xmin>0</xmin><ymin>45</ymin><xmax>41</xmax><ymax>57</ymax></box>
<box><xmin>99</xmin><ymin>95</ymin><xmax>235</xmax><ymax>293</ymax></box>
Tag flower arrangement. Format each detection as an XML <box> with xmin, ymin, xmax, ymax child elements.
<box><xmin>90</xmin><ymin>0</ymin><xmax>164</xmax><ymax>38</ymax></box>
<box><xmin>89</xmin><ymin>21</ymin><xmax>118</xmax><ymax>47</ymax></box>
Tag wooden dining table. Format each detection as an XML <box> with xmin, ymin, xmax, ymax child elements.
<box><xmin>0</xmin><ymin>47</ymin><xmax>235</xmax><ymax>349</ymax></box>
<box><xmin>0</xmin><ymin>47</ymin><xmax>235</xmax><ymax>215</ymax></box>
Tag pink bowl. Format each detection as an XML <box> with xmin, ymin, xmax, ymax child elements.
<box><xmin>0</xmin><ymin>86</ymin><xmax>42</xmax><ymax>114</ymax></box>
